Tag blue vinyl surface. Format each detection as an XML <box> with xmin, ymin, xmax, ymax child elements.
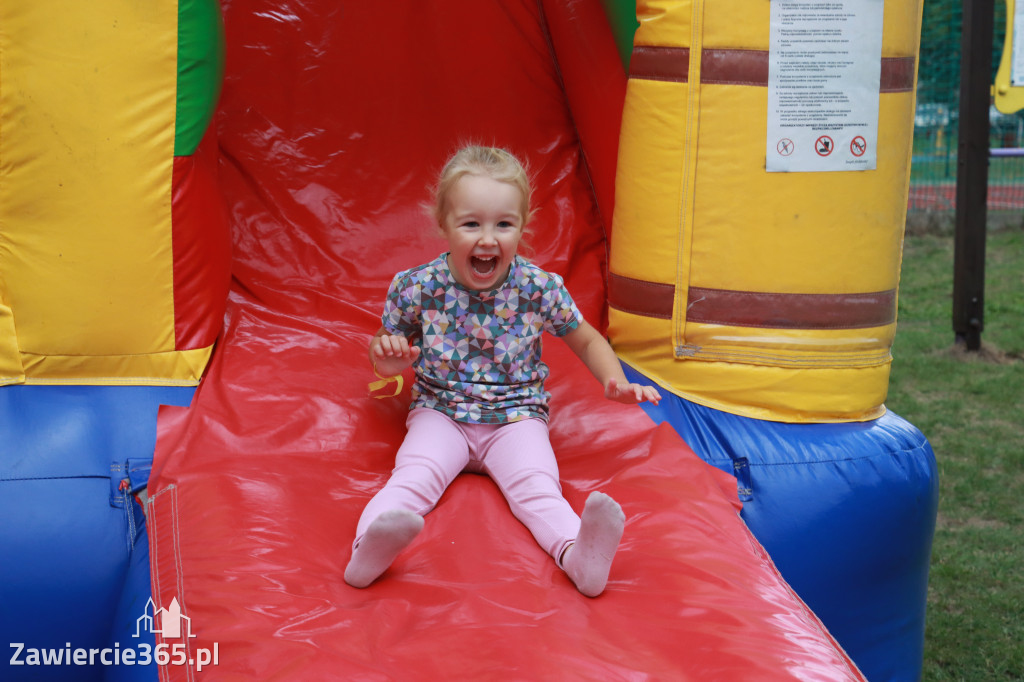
<box><xmin>623</xmin><ymin>363</ymin><xmax>939</xmax><ymax>682</ymax></box>
<box><xmin>1</xmin><ymin>385</ymin><xmax>193</xmax><ymax>682</ymax></box>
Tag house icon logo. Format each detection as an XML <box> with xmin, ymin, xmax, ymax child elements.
<box><xmin>134</xmin><ymin>597</ymin><xmax>197</xmax><ymax>639</ymax></box>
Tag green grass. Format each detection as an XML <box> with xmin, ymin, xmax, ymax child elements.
<box><xmin>887</xmin><ymin>225</ymin><xmax>1024</xmax><ymax>681</ymax></box>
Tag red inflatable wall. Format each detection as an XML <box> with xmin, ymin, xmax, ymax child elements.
<box><xmin>146</xmin><ymin>1</ymin><xmax>865</xmax><ymax>678</ymax></box>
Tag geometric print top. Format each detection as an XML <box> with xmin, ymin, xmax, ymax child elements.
<box><xmin>382</xmin><ymin>253</ymin><xmax>582</xmax><ymax>424</ymax></box>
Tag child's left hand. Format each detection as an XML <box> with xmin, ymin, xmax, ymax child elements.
<box><xmin>605</xmin><ymin>378</ymin><xmax>662</xmax><ymax>406</ymax></box>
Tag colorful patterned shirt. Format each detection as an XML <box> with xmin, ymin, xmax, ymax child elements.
<box><xmin>382</xmin><ymin>254</ymin><xmax>582</xmax><ymax>424</ymax></box>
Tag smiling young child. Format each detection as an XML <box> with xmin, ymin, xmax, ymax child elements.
<box><xmin>344</xmin><ymin>146</ymin><xmax>661</xmax><ymax>596</ymax></box>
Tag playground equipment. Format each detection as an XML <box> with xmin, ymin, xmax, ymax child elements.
<box><xmin>0</xmin><ymin>1</ymin><xmax>936</xmax><ymax>680</ymax></box>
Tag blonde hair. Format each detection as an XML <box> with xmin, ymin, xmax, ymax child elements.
<box><xmin>432</xmin><ymin>146</ymin><xmax>533</xmax><ymax>228</ymax></box>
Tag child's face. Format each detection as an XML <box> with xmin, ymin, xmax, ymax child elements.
<box><xmin>441</xmin><ymin>174</ymin><xmax>525</xmax><ymax>291</ymax></box>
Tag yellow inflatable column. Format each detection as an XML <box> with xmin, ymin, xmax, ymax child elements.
<box><xmin>0</xmin><ymin>1</ymin><xmax>224</xmax><ymax>385</ymax></box>
<box><xmin>609</xmin><ymin>0</ymin><xmax>923</xmax><ymax>422</ymax></box>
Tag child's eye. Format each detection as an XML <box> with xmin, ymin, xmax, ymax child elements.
<box><xmin>462</xmin><ymin>221</ymin><xmax>480</xmax><ymax>228</ymax></box>
<box><xmin>498</xmin><ymin>221</ymin><xmax>517</xmax><ymax>229</ymax></box>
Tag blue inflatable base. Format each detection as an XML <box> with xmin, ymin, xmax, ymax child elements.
<box><xmin>624</xmin><ymin>364</ymin><xmax>939</xmax><ymax>682</ymax></box>
<box><xmin>1</xmin><ymin>385</ymin><xmax>193</xmax><ymax>682</ymax></box>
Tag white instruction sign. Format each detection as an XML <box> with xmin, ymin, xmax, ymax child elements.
<box><xmin>767</xmin><ymin>0</ymin><xmax>884</xmax><ymax>172</ymax></box>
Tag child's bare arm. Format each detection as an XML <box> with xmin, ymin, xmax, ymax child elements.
<box><xmin>369</xmin><ymin>327</ymin><xmax>420</xmax><ymax>377</ymax></box>
<box><xmin>562</xmin><ymin>321</ymin><xmax>661</xmax><ymax>405</ymax></box>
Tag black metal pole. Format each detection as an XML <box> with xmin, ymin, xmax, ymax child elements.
<box><xmin>952</xmin><ymin>0</ymin><xmax>994</xmax><ymax>351</ymax></box>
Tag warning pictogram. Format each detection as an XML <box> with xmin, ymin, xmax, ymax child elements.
<box><xmin>850</xmin><ymin>136</ymin><xmax>867</xmax><ymax>157</ymax></box>
<box><xmin>815</xmin><ymin>135</ymin><xmax>834</xmax><ymax>157</ymax></box>
<box><xmin>776</xmin><ymin>138</ymin><xmax>795</xmax><ymax>156</ymax></box>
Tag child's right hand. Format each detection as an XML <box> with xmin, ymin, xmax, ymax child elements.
<box><xmin>371</xmin><ymin>333</ymin><xmax>421</xmax><ymax>377</ymax></box>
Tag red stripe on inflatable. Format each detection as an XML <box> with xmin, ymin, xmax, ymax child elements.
<box><xmin>687</xmin><ymin>286</ymin><xmax>898</xmax><ymax>329</ymax></box>
<box><xmin>171</xmin><ymin>124</ymin><xmax>231</xmax><ymax>351</ymax></box>
<box><xmin>880</xmin><ymin>56</ymin><xmax>917</xmax><ymax>93</ymax></box>
<box><xmin>628</xmin><ymin>45</ymin><xmax>691</xmax><ymax>82</ymax></box>
<box><xmin>630</xmin><ymin>46</ymin><xmax>916</xmax><ymax>92</ymax></box>
<box><xmin>607</xmin><ymin>272</ymin><xmax>675</xmax><ymax>319</ymax></box>
<box><xmin>703</xmin><ymin>48</ymin><xmax>770</xmax><ymax>86</ymax></box>
<box><xmin>609</xmin><ymin>273</ymin><xmax>897</xmax><ymax>329</ymax></box>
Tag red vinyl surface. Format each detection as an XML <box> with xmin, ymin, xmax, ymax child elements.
<box><xmin>172</xmin><ymin>124</ymin><xmax>232</xmax><ymax>351</ymax></box>
<box><xmin>147</xmin><ymin>2</ymin><xmax>865</xmax><ymax>679</ymax></box>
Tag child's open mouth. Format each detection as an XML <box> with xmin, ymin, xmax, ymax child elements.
<box><xmin>471</xmin><ymin>256</ymin><xmax>499</xmax><ymax>278</ymax></box>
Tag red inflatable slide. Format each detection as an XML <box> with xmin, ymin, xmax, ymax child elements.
<box><xmin>146</xmin><ymin>2</ymin><xmax>865</xmax><ymax>678</ymax></box>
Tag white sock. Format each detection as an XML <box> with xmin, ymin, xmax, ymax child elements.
<box><xmin>344</xmin><ymin>509</ymin><xmax>423</xmax><ymax>588</ymax></box>
<box><xmin>563</xmin><ymin>492</ymin><xmax>625</xmax><ymax>597</ymax></box>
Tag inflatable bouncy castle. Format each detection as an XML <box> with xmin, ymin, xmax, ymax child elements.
<box><xmin>0</xmin><ymin>1</ymin><xmax>936</xmax><ymax>680</ymax></box>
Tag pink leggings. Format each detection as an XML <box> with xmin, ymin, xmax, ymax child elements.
<box><xmin>354</xmin><ymin>408</ymin><xmax>581</xmax><ymax>566</ymax></box>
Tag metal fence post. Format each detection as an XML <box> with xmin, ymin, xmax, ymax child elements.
<box><xmin>953</xmin><ymin>0</ymin><xmax>994</xmax><ymax>350</ymax></box>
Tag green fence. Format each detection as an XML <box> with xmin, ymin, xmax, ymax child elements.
<box><xmin>911</xmin><ymin>0</ymin><xmax>1024</xmax><ymax>219</ymax></box>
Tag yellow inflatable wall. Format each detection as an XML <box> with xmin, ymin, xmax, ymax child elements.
<box><xmin>0</xmin><ymin>0</ymin><xmax>228</xmax><ymax>386</ymax></box>
<box><xmin>609</xmin><ymin>0</ymin><xmax>923</xmax><ymax>422</ymax></box>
